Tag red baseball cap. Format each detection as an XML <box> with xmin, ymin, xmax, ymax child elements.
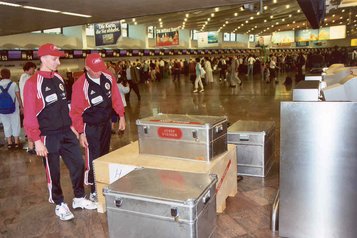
<box><xmin>38</xmin><ymin>43</ymin><xmax>65</xmax><ymax>57</ymax></box>
<box><xmin>85</xmin><ymin>53</ymin><xmax>107</xmax><ymax>72</ymax></box>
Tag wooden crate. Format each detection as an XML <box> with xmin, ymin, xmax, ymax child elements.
<box><xmin>94</xmin><ymin>141</ymin><xmax>237</xmax><ymax>213</ymax></box>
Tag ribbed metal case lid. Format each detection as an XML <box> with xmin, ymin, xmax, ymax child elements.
<box><xmin>228</xmin><ymin>120</ymin><xmax>275</xmax><ymax>135</ymax></box>
<box><xmin>136</xmin><ymin>114</ymin><xmax>227</xmax><ymax>127</ymax></box>
<box><xmin>107</xmin><ymin>168</ymin><xmax>216</xmax><ymax>203</ymax></box>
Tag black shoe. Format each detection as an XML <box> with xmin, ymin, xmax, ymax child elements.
<box><xmin>229</xmin><ymin>85</ymin><xmax>236</xmax><ymax>88</ymax></box>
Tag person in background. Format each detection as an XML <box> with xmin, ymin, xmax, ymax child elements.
<box><xmin>247</xmin><ymin>55</ymin><xmax>256</xmax><ymax>76</ymax></box>
<box><xmin>204</xmin><ymin>57</ymin><xmax>214</xmax><ymax>84</ymax></box>
<box><xmin>0</xmin><ymin>68</ymin><xmax>22</xmax><ymax>149</ymax></box>
<box><xmin>19</xmin><ymin>61</ymin><xmax>37</xmax><ymax>154</ymax></box>
<box><xmin>70</xmin><ymin>53</ymin><xmax>125</xmax><ymax>203</ymax></box>
<box><xmin>112</xmin><ymin>77</ymin><xmax>129</xmax><ymax>133</ymax></box>
<box><xmin>23</xmin><ymin>43</ymin><xmax>96</xmax><ymax>221</ymax></box>
<box><xmin>193</xmin><ymin>58</ymin><xmax>204</xmax><ymax>93</ymax></box>
<box><xmin>126</xmin><ymin>62</ymin><xmax>141</xmax><ymax>102</ymax></box>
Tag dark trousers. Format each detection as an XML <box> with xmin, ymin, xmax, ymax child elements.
<box><xmin>84</xmin><ymin>121</ymin><xmax>111</xmax><ymax>193</ymax></box>
<box><xmin>126</xmin><ymin>80</ymin><xmax>141</xmax><ymax>101</ymax></box>
<box><xmin>42</xmin><ymin>129</ymin><xmax>85</xmax><ymax>205</ymax></box>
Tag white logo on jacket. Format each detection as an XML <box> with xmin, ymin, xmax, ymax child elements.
<box><xmin>91</xmin><ymin>95</ymin><xmax>103</xmax><ymax>105</ymax></box>
<box><xmin>45</xmin><ymin>93</ymin><xmax>58</xmax><ymax>104</ymax></box>
<box><xmin>59</xmin><ymin>84</ymin><xmax>64</xmax><ymax>91</ymax></box>
<box><xmin>105</xmin><ymin>82</ymin><xmax>110</xmax><ymax>90</ymax></box>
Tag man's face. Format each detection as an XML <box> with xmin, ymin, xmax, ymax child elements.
<box><xmin>28</xmin><ymin>67</ymin><xmax>36</xmax><ymax>75</ymax></box>
<box><xmin>41</xmin><ymin>55</ymin><xmax>60</xmax><ymax>71</ymax></box>
<box><xmin>85</xmin><ymin>66</ymin><xmax>102</xmax><ymax>78</ymax></box>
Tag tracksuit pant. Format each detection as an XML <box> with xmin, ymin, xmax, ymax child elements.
<box><xmin>84</xmin><ymin>120</ymin><xmax>111</xmax><ymax>193</ymax></box>
<box><xmin>42</xmin><ymin>129</ymin><xmax>85</xmax><ymax>205</ymax></box>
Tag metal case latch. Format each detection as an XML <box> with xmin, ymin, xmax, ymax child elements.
<box><xmin>171</xmin><ymin>207</ymin><xmax>179</xmax><ymax>222</ymax></box>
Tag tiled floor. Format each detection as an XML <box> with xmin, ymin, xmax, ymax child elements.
<box><xmin>0</xmin><ymin>71</ymin><xmax>296</xmax><ymax>237</ymax></box>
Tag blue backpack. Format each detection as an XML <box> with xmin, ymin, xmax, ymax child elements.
<box><xmin>0</xmin><ymin>82</ymin><xmax>16</xmax><ymax>114</ymax></box>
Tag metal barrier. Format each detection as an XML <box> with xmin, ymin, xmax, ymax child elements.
<box><xmin>271</xmin><ymin>189</ymin><xmax>279</xmax><ymax>232</ymax></box>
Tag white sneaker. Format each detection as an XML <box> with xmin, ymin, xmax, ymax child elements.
<box><xmin>72</xmin><ymin>197</ymin><xmax>97</xmax><ymax>210</ymax></box>
<box><xmin>55</xmin><ymin>203</ymin><xmax>74</xmax><ymax>221</ymax></box>
<box><xmin>193</xmin><ymin>89</ymin><xmax>198</xmax><ymax>93</ymax></box>
<box><xmin>89</xmin><ymin>192</ymin><xmax>98</xmax><ymax>203</ymax></box>
<box><xmin>200</xmin><ymin>89</ymin><xmax>204</xmax><ymax>92</ymax></box>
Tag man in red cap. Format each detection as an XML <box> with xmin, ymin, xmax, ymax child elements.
<box><xmin>70</xmin><ymin>53</ymin><xmax>125</xmax><ymax>202</ymax></box>
<box><xmin>23</xmin><ymin>43</ymin><xmax>97</xmax><ymax>221</ymax></box>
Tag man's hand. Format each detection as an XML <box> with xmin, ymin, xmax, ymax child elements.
<box><xmin>35</xmin><ymin>140</ymin><xmax>48</xmax><ymax>157</ymax></box>
<box><xmin>79</xmin><ymin>134</ymin><xmax>89</xmax><ymax>148</ymax></box>
<box><xmin>118</xmin><ymin>117</ymin><xmax>126</xmax><ymax>132</ymax></box>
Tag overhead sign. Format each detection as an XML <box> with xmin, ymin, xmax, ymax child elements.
<box><xmin>156</xmin><ymin>28</ymin><xmax>179</xmax><ymax>46</ymax></box>
<box><xmin>94</xmin><ymin>21</ymin><xmax>121</xmax><ymax>46</ymax></box>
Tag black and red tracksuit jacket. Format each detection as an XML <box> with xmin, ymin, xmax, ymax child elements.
<box><xmin>23</xmin><ymin>71</ymin><xmax>71</xmax><ymax>142</ymax></box>
<box><xmin>70</xmin><ymin>70</ymin><xmax>124</xmax><ymax>134</ymax></box>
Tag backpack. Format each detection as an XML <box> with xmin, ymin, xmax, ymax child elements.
<box><xmin>0</xmin><ymin>82</ymin><xmax>16</xmax><ymax>114</ymax></box>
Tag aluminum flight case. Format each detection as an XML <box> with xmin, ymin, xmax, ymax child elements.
<box><xmin>103</xmin><ymin>168</ymin><xmax>218</xmax><ymax>238</ymax></box>
<box><xmin>227</xmin><ymin>120</ymin><xmax>275</xmax><ymax>177</ymax></box>
<box><xmin>136</xmin><ymin>114</ymin><xmax>228</xmax><ymax>161</ymax></box>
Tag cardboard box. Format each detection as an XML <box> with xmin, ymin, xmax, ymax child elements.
<box><xmin>94</xmin><ymin>141</ymin><xmax>237</xmax><ymax>213</ymax></box>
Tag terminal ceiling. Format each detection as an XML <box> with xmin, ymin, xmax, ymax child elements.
<box><xmin>0</xmin><ymin>0</ymin><xmax>356</xmax><ymax>37</ymax></box>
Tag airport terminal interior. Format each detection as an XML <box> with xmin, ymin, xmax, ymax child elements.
<box><xmin>0</xmin><ymin>0</ymin><xmax>357</xmax><ymax>237</ymax></box>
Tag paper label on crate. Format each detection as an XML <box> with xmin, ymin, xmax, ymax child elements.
<box><xmin>108</xmin><ymin>164</ymin><xmax>138</xmax><ymax>183</ymax></box>
<box><xmin>150</xmin><ymin>119</ymin><xmax>202</xmax><ymax>125</ymax></box>
<box><xmin>157</xmin><ymin>127</ymin><xmax>183</xmax><ymax>139</ymax></box>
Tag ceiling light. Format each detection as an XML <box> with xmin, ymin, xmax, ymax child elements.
<box><xmin>287</xmin><ymin>24</ymin><xmax>290</xmax><ymax>26</ymax></box>
<box><xmin>332</xmin><ymin>14</ymin><xmax>335</xmax><ymax>17</ymax></box>
<box><xmin>211</xmin><ymin>13</ymin><xmax>215</xmax><ymax>17</ymax></box>
<box><xmin>297</xmin><ymin>9</ymin><xmax>301</xmax><ymax>13</ymax></box>
<box><xmin>293</xmin><ymin>21</ymin><xmax>296</xmax><ymax>23</ymax></box>
<box><xmin>342</xmin><ymin>9</ymin><xmax>345</xmax><ymax>13</ymax></box>
<box><xmin>186</xmin><ymin>14</ymin><xmax>189</xmax><ymax>17</ymax></box>
<box><xmin>241</xmin><ymin>23</ymin><xmax>244</xmax><ymax>26</ymax></box>
<box><xmin>132</xmin><ymin>18</ymin><xmax>136</xmax><ymax>22</ymax></box>
<box><xmin>250</xmin><ymin>16</ymin><xmax>254</xmax><ymax>20</ymax></box>
<box><xmin>223</xmin><ymin>24</ymin><xmax>226</xmax><ymax>26</ymax></box>
<box><xmin>0</xmin><ymin>1</ymin><xmax>21</xmax><ymax>7</ymax></box>
<box><xmin>159</xmin><ymin>18</ymin><xmax>162</xmax><ymax>21</ymax></box>
<box><xmin>23</xmin><ymin>5</ymin><xmax>60</xmax><ymax>13</ymax></box>
<box><xmin>255</xmin><ymin>26</ymin><xmax>257</xmax><ymax>28</ymax></box>
<box><xmin>134</xmin><ymin>22</ymin><xmax>137</xmax><ymax>25</ymax></box>
<box><xmin>276</xmin><ymin>22</ymin><xmax>279</xmax><ymax>25</ymax></box>
<box><xmin>282</xmin><ymin>19</ymin><xmax>285</xmax><ymax>22</ymax></box>
<box><xmin>340</xmin><ymin>22</ymin><xmax>343</xmax><ymax>24</ymax></box>
<box><xmin>286</xmin><ymin>5</ymin><xmax>290</xmax><ymax>9</ymax></box>
<box><xmin>215</xmin><ymin>7</ymin><xmax>219</xmax><ymax>12</ymax></box>
<box><xmin>246</xmin><ymin>20</ymin><xmax>249</xmax><ymax>23</ymax></box>
<box><xmin>238</xmin><ymin>26</ymin><xmax>241</xmax><ymax>29</ymax></box>
<box><xmin>270</xmin><ymin>15</ymin><xmax>274</xmax><ymax>19</ymax></box>
<box><xmin>234</xmin><ymin>12</ymin><xmax>238</xmax><ymax>16</ymax></box>
<box><xmin>225</xmin><ymin>21</ymin><xmax>229</xmax><ymax>24</ymax></box>
<box><xmin>61</xmin><ymin>12</ymin><xmax>91</xmax><ymax>18</ymax></box>
<box><xmin>264</xmin><ymin>6</ymin><xmax>268</xmax><ymax>10</ymax></box>
<box><xmin>340</xmin><ymin>17</ymin><xmax>343</xmax><ymax>19</ymax></box>
<box><xmin>273</xmin><ymin>0</ymin><xmax>277</xmax><ymax>3</ymax></box>
<box><xmin>240</xmin><ymin>6</ymin><xmax>245</xmax><ymax>11</ymax></box>
<box><xmin>293</xmin><ymin>28</ymin><xmax>295</xmax><ymax>30</ymax></box>
<box><xmin>257</xmin><ymin>12</ymin><xmax>260</xmax><ymax>15</ymax></box>
<box><xmin>332</xmin><ymin>20</ymin><xmax>335</xmax><ymax>23</ymax></box>
<box><xmin>303</xmin><ymin>22</ymin><xmax>305</xmax><ymax>25</ymax></box>
<box><xmin>289</xmin><ymin>14</ymin><xmax>292</xmax><ymax>18</ymax></box>
<box><xmin>205</xmin><ymin>21</ymin><xmax>208</xmax><ymax>24</ymax></box>
<box><xmin>264</xmin><ymin>19</ymin><xmax>267</xmax><ymax>22</ymax></box>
